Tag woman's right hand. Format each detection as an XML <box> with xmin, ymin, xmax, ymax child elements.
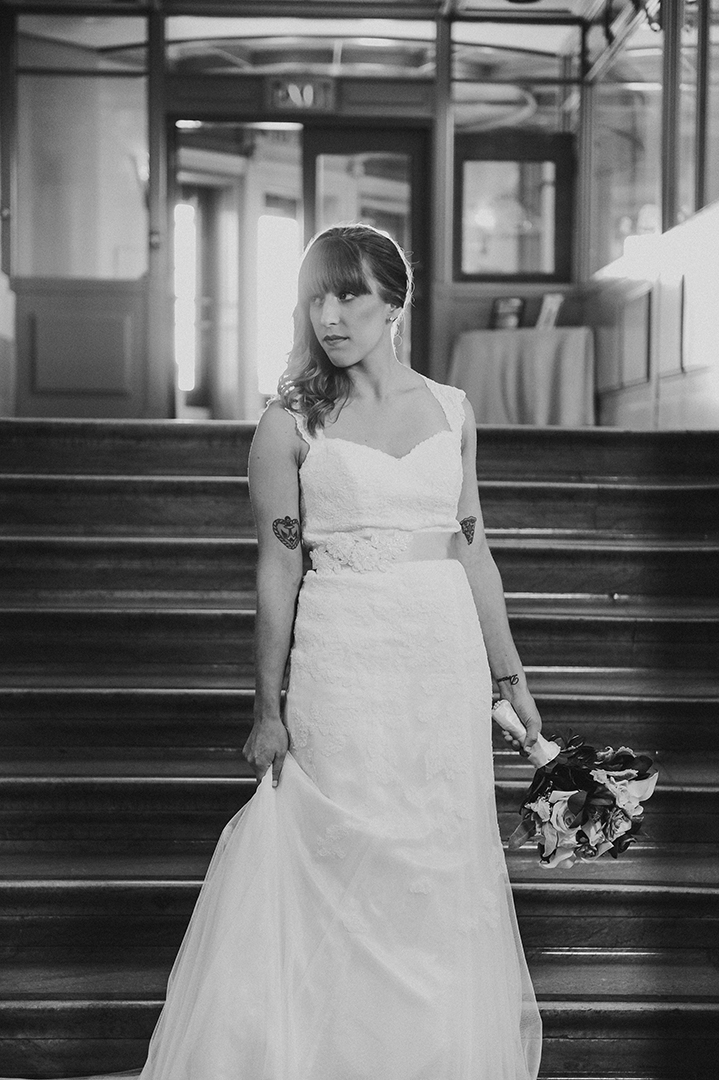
<box><xmin>243</xmin><ymin>718</ymin><xmax>289</xmax><ymax>787</ymax></box>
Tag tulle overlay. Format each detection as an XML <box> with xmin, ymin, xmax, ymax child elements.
<box><xmin>141</xmin><ymin>558</ymin><xmax>540</xmax><ymax>1080</ymax></box>
<box><xmin>139</xmin><ymin>377</ymin><xmax>541</xmax><ymax>1080</ymax></box>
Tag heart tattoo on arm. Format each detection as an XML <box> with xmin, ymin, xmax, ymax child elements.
<box><xmin>272</xmin><ymin>516</ymin><xmax>301</xmax><ymax>550</ymax></box>
<box><xmin>459</xmin><ymin>516</ymin><xmax>477</xmax><ymax>545</ymax></box>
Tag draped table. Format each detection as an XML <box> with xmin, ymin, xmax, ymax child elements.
<box><xmin>448</xmin><ymin>327</ymin><xmax>595</xmax><ymax>426</ymax></box>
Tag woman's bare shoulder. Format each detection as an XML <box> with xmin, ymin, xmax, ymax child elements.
<box><xmin>253</xmin><ymin>400</ymin><xmax>306</xmax><ymax>460</ymax></box>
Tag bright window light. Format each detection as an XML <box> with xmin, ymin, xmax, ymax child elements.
<box><xmin>174</xmin><ymin>202</ymin><xmax>197</xmax><ymax>393</ymax></box>
<box><xmin>256</xmin><ymin>214</ymin><xmax>301</xmax><ymax>396</ymax></box>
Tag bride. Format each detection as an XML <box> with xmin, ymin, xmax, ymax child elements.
<box><xmin>17</xmin><ymin>224</ymin><xmax>541</xmax><ymax>1080</ymax></box>
<box><xmin>136</xmin><ymin>224</ymin><xmax>543</xmax><ymax>1079</ymax></box>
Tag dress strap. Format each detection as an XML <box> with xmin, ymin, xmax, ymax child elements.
<box><xmin>284</xmin><ymin>406</ymin><xmax>313</xmax><ymax>447</ymax></box>
<box><xmin>421</xmin><ymin>375</ymin><xmax>467</xmax><ymax>434</ymax></box>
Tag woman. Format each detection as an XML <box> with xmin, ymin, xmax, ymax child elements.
<box><xmin>139</xmin><ymin>224</ymin><xmax>543</xmax><ymax>1080</ymax></box>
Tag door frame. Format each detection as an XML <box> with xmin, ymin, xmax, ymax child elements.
<box><xmin>302</xmin><ymin>124</ymin><xmax>431</xmax><ymax>376</ymax></box>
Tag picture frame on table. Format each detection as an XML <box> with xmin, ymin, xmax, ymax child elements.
<box><xmin>535</xmin><ymin>292</ymin><xmax>564</xmax><ymax>329</ymax></box>
<box><xmin>490</xmin><ymin>297</ymin><xmax>525</xmax><ymax>330</ymax></box>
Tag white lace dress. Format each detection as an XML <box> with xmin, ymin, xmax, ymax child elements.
<box><xmin>139</xmin><ymin>376</ymin><xmax>542</xmax><ymax>1080</ymax></box>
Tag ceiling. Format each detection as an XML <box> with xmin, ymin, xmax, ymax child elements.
<box><xmin>14</xmin><ymin>1</ymin><xmax>610</xmax><ymax>58</ymax></box>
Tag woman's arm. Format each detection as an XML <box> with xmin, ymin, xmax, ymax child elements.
<box><xmin>244</xmin><ymin>401</ymin><xmax>305</xmax><ymax>784</ymax></box>
<box><xmin>452</xmin><ymin>399</ymin><xmax>542</xmax><ymax>751</ymax></box>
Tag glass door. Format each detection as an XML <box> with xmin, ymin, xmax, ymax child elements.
<box><xmin>171</xmin><ymin>122</ymin><xmax>430</xmax><ymax>418</ymax></box>
<box><xmin>303</xmin><ymin>126</ymin><xmax>430</xmax><ymax>375</ymax></box>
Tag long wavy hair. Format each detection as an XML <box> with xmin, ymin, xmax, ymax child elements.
<box><xmin>278</xmin><ymin>224</ymin><xmax>414</xmax><ymax>434</ymax></box>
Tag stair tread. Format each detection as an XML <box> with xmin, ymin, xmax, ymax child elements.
<box><xmin>525</xmin><ymin>668</ymin><xmax>719</xmax><ymax>699</ymax></box>
<box><xmin>5</xmin><ymin>473</ymin><xmax>719</xmax><ymax>491</ymax></box>
<box><xmin>4</xmin><ymin>532</ymin><xmax>719</xmax><ymax>551</ymax></box>
<box><xmin>0</xmin><ymin>673</ymin><xmax>259</xmax><ymax>689</ymax></box>
<box><xmin>0</xmin><ymin>749</ymin><xmax>708</xmax><ymax>781</ymax></box>
<box><xmin>493</xmin><ymin>750</ymin><xmax>718</xmax><ymax>785</ymax></box>
<box><xmin>528</xmin><ymin>950</ymin><xmax>719</xmax><ymax>1001</ymax></box>
<box><xmin>508</xmin><ymin>597</ymin><xmax>719</xmax><ymax>619</ymax></box>
<box><xmin>2</xmin><ymin>952</ymin><xmax>716</xmax><ymax>1003</ymax></box>
<box><xmin>5</xmin><ymin>533</ymin><xmax>716</xmax><ymax>552</ymax></box>
<box><xmin>0</xmin><ymin>678</ymin><xmax>715</xmax><ymax>701</ymax></box>
<box><xmin>0</xmin><ymin>592</ymin><xmax>257</xmax><ymax>610</ymax></box>
<box><xmin>3</xmin><ymin>598</ymin><xmax>718</xmax><ymax>622</ymax></box>
<box><xmin>507</xmin><ymin>846</ymin><xmax>719</xmax><ymax>887</ymax></box>
<box><xmin>0</xmin><ymin>845</ymin><xmax>716</xmax><ymax>889</ymax></box>
<box><xmin>2</xmin><ymin>669</ymin><xmax>717</xmax><ymax>696</ymax></box>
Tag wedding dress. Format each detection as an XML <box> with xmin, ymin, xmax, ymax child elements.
<box><xmin>7</xmin><ymin>376</ymin><xmax>541</xmax><ymax>1080</ymax></box>
<box><xmin>137</xmin><ymin>375</ymin><xmax>541</xmax><ymax>1080</ymax></box>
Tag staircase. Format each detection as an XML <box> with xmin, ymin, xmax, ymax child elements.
<box><xmin>0</xmin><ymin>419</ymin><xmax>717</xmax><ymax>1079</ymax></box>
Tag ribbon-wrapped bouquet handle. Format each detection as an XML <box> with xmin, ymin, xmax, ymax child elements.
<box><xmin>491</xmin><ymin>699</ymin><xmax>561</xmax><ymax>768</ymax></box>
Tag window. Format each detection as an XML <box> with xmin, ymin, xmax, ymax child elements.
<box><xmin>589</xmin><ymin>31</ymin><xmax>662</xmax><ymax>273</ymax></box>
<box><xmin>454</xmin><ymin>133</ymin><xmax>573</xmax><ymax>281</ymax></box>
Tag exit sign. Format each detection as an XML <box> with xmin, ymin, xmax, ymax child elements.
<box><xmin>265</xmin><ymin>77</ymin><xmax>336</xmax><ymax>113</ymax></box>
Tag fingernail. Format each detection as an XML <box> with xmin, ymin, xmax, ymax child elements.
<box><xmin>272</xmin><ymin>781</ymin><xmax>278</xmax><ymax>787</ymax></box>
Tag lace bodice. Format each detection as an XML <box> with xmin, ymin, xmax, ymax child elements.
<box><xmin>291</xmin><ymin>376</ymin><xmax>466</xmax><ymax>548</ymax></box>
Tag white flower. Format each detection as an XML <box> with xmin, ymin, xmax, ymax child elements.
<box><xmin>310</xmin><ymin>530</ymin><xmax>411</xmax><ymax>574</ymax></box>
<box><xmin>591</xmin><ymin>769</ymin><xmax>658</xmax><ymax>819</ymax></box>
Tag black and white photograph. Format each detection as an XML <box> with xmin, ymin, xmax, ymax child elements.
<box><xmin>0</xmin><ymin>2</ymin><xmax>717</xmax><ymax>1079</ymax></box>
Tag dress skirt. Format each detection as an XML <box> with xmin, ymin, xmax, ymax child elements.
<box><xmin>139</xmin><ymin>558</ymin><xmax>542</xmax><ymax>1080</ymax></box>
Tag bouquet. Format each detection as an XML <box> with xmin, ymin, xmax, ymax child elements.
<box><xmin>492</xmin><ymin>700</ymin><xmax>658</xmax><ymax>869</ymax></box>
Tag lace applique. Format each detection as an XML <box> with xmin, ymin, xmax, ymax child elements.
<box><xmin>288</xmin><ymin>709</ymin><xmax>312</xmax><ymax>749</ymax></box>
<box><xmin>316</xmin><ymin>823</ymin><xmax>350</xmax><ymax>859</ymax></box>
<box><xmin>310</xmin><ymin>530</ymin><xmax>411</xmax><ymax>574</ymax></box>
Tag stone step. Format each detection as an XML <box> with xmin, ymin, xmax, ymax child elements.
<box><xmin>2</xmin><ymin>475</ymin><xmax>717</xmax><ymax>540</ymax></box>
<box><xmin>0</xmin><ymin>747</ymin><xmax>706</xmax><ymax>782</ymax></box>
<box><xmin>2</xmin><ymin>604</ymin><xmax>716</xmax><ymax>683</ymax></box>
<box><xmin>0</xmin><ymin>685</ymin><xmax>716</xmax><ymax>759</ymax></box>
<box><xmin>0</xmin><ymin>957</ymin><xmax>715</xmax><ymax>1078</ymax></box>
<box><xmin>0</xmin><ymin>608</ymin><xmax>255</xmax><ymax>685</ymax></box>
<box><xmin>0</xmin><ymin>768</ymin><xmax>712</xmax><ymax>851</ymax></box>
<box><xmin>1</xmin><ymin>848</ymin><xmax>716</xmax><ymax>958</ymax></box>
<box><xmin>0</xmin><ymin>475</ymin><xmax>254</xmax><ymax>537</ymax></box>
<box><xmin>1</xmin><ymin>951</ymin><xmax>716</xmax><ymax>1003</ymax></box>
<box><xmin>0</xmin><ymin>419</ymin><xmax>254</xmax><ymax>478</ymax></box>
<box><xmin>493</xmin><ymin>538</ymin><xmax>719</xmax><ymax>598</ymax></box>
<box><xmin>0</xmin><ymin>537</ymin><xmax>258</xmax><ymax>599</ymax></box>
<box><xmin>538</xmin><ymin>999</ymin><xmax>719</xmax><ymax>1078</ymax></box>
<box><xmin>3</xmin><ymin>535</ymin><xmax>719</xmax><ymax>604</ymax></box>
<box><xmin>483</xmin><ymin>482</ymin><xmax>719</xmax><ymax>538</ymax></box>
<box><xmin>2</xmin><ymin>420</ymin><xmax>718</xmax><ymax>482</ymax></box>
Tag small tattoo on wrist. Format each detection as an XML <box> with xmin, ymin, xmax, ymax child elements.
<box><xmin>459</xmin><ymin>516</ymin><xmax>477</xmax><ymax>545</ymax></box>
<box><xmin>496</xmin><ymin>673</ymin><xmax>520</xmax><ymax>686</ymax></box>
<box><xmin>272</xmin><ymin>516</ymin><xmax>300</xmax><ymax>549</ymax></box>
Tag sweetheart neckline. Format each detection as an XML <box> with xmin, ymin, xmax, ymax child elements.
<box><xmin>311</xmin><ymin>427</ymin><xmax>453</xmax><ymax>464</ymax></box>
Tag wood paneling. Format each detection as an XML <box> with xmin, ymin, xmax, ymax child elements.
<box><xmin>14</xmin><ymin>279</ymin><xmax>147</xmax><ymax>417</ymax></box>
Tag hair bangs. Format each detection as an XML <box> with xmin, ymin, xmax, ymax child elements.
<box><xmin>298</xmin><ymin>235</ymin><xmax>371</xmax><ymax>306</ymax></box>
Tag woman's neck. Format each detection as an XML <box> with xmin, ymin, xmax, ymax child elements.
<box><xmin>346</xmin><ymin>350</ymin><xmax>409</xmax><ymax>403</ymax></box>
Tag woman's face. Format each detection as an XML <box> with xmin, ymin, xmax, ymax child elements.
<box><xmin>308</xmin><ymin>271</ymin><xmax>395</xmax><ymax>369</ymax></box>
